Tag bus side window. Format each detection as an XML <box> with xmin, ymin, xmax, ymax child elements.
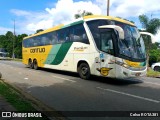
<box><xmin>100</xmin><ymin>31</ymin><xmax>114</xmax><ymax>55</ymax></box>
<box><xmin>29</xmin><ymin>38</ymin><xmax>34</xmax><ymax>47</ymax></box>
<box><xmin>70</xmin><ymin>24</ymin><xmax>89</xmax><ymax>44</ymax></box>
<box><xmin>23</xmin><ymin>40</ymin><xmax>27</xmax><ymax>48</ymax></box>
<box><xmin>87</xmin><ymin>20</ymin><xmax>110</xmax><ymax>49</ymax></box>
<box><xmin>57</xmin><ymin>29</ymin><xmax>65</xmax><ymax>43</ymax></box>
<box><xmin>64</xmin><ymin>28</ymin><xmax>70</xmax><ymax>42</ymax></box>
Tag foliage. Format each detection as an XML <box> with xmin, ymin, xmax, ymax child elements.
<box><xmin>0</xmin><ymin>32</ymin><xmax>27</xmax><ymax>58</ymax></box>
<box><xmin>149</xmin><ymin>49</ymin><xmax>160</xmax><ymax>65</ymax></box>
<box><xmin>75</xmin><ymin>10</ymin><xmax>93</xmax><ymax>19</ymax></box>
<box><xmin>36</xmin><ymin>29</ymin><xmax>44</xmax><ymax>33</ymax></box>
<box><xmin>0</xmin><ymin>81</ymin><xmax>49</xmax><ymax>120</ymax></box>
<box><xmin>139</xmin><ymin>14</ymin><xmax>160</xmax><ymax>34</ymax></box>
<box><xmin>139</xmin><ymin>14</ymin><xmax>160</xmax><ymax>65</ymax></box>
<box><xmin>147</xmin><ymin>68</ymin><xmax>160</xmax><ymax>77</ymax></box>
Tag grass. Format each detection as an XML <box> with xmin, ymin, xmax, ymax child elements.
<box><xmin>0</xmin><ymin>80</ymin><xmax>48</xmax><ymax>120</ymax></box>
<box><xmin>12</xmin><ymin>58</ymin><xmax>22</xmax><ymax>62</ymax></box>
<box><xmin>147</xmin><ymin>68</ymin><xmax>160</xmax><ymax>78</ymax></box>
<box><xmin>0</xmin><ymin>58</ymin><xmax>22</xmax><ymax>62</ymax></box>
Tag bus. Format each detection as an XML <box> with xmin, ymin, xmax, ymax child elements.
<box><xmin>22</xmin><ymin>15</ymin><xmax>155</xmax><ymax>79</ymax></box>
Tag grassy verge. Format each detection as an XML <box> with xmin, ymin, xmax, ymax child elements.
<box><xmin>0</xmin><ymin>58</ymin><xmax>22</xmax><ymax>62</ymax></box>
<box><xmin>0</xmin><ymin>80</ymin><xmax>48</xmax><ymax>120</ymax></box>
<box><xmin>12</xmin><ymin>58</ymin><xmax>22</xmax><ymax>62</ymax></box>
<box><xmin>147</xmin><ymin>68</ymin><xmax>160</xmax><ymax>78</ymax></box>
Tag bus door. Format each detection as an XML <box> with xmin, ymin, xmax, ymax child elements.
<box><xmin>99</xmin><ymin>29</ymin><xmax>116</xmax><ymax>78</ymax></box>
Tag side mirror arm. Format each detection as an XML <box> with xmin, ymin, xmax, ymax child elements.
<box><xmin>98</xmin><ymin>25</ymin><xmax>124</xmax><ymax>40</ymax></box>
<box><xmin>140</xmin><ymin>32</ymin><xmax>156</xmax><ymax>43</ymax></box>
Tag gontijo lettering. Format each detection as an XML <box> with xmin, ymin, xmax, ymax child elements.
<box><xmin>30</xmin><ymin>48</ymin><xmax>45</xmax><ymax>53</ymax></box>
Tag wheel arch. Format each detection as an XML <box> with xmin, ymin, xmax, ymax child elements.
<box><xmin>77</xmin><ymin>60</ymin><xmax>90</xmax><ymax>72</ymax></box>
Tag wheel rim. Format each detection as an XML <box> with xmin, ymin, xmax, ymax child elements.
<box><xmin>81</xmin><ymin>66</ymin><xmax>88</xmax><ymax>75</ymax></box>
<box><xmin>34</xmin><ymin>61</ymin><xmax>38</xmax><ymax>69</ymax></box>
<box><xmin>154</xmin><ymin>67</ymin><xmax>160</xmax><ymax>72</ymax></box>
<box><xmin>29</xmin><ymin>61</ymin><xmax>32</xmax><ymax>68</ymax></box>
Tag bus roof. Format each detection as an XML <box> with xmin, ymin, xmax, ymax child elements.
<box><xmin>24</xmin><ymin>15</ymin><xmax>135</xmax><ymax>39</ymax></box>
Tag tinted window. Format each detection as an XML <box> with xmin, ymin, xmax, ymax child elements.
<box><xmin>57</xmin><ymin>27</ymin><xmax>70</xmax><ymax>43</ymax></box>
<box><xmin>70</xmin><ymin>24</ymin><xmax>89</xmax><ymax>44</ymax></box>
<box><xmin>100</xmin><ymin>30</ymin><xmax>114</xmax><ymax>55</ymax></box>
<box><xmin>48</xmin><ymin>32</ymin><xmax>58</xmax><ymax>45</ymax></box>
<box><xmin>87</xmin><ymin>20</ymin><xmax>109</xmax><ymax>49</ymax></box>
<box><xmin>23</xmin><ymin>23</ymin><xmax>89</xmax><ymax>48</ymax></box>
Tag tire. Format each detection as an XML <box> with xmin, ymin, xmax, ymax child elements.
<box><xmin>78</xmin><ymin>63</ymin><xmax>91</xmax><ymax>79</ymax></box>
<box><xmin>154</xmin><ymin>66</ymin><xmax>160</xmax><ymax>72</ymax></box>
<box><xmin>28</xmin><ymin>59</ymin><xmax>33</xmax><ymax>69</ymax></box>
<box><xmin>33</xmin><ymin>59</ymin><xmax>38</xmax><ymax>70</ymax></box>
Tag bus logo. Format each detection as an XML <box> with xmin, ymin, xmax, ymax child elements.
<box><xmin>30</xmin><ymin>48</ymin><xmax>45</xmax><ymax>53</ymax></box>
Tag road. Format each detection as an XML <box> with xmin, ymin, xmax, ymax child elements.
<box><xmin>0</xmin><ymin>60</ymin><xmax>160</xmax><ymax>120</ymax></box>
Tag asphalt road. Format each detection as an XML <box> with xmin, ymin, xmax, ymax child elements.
<box><xmin>0</xmin><ymin>60</ymin><xmax>160</xmax><ymax>120</ymax></box>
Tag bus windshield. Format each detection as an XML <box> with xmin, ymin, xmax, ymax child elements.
<box><xmin>86</xmin><ymin>20</ymin><xmax>146</xmax><ymax>61</ymax></box>
<box><xmin>115</xmin><ymin>22</ymin><xmax>146</xmax><ymax>60</ymax></box>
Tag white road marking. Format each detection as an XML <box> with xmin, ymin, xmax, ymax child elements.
<box><xmin>144</xmin><ymin>81</ymin><xmax>160</xmax><ymax>86</ymax></box>
<box><xmin>52</xmin><ymin>75</ymin><xmax>76</xmax><ymax>83</ymax></box>
<box><xmin>24</xmin><ymin>78</ymin><xmax>29</xmax><ymax>80</ymax></box>
<box><xmin>96</xmin><ymin>87</ymin><xmax>160</xmax><ymax>103</ymax></box>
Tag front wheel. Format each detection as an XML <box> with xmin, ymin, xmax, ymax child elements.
<box><xmin>154</xmin><ymin>66</ymin><xmax>160</xmax><ymax>72</ymax></box>
<box><xmin>78</xmin><ymin>63</ymin><xmax>91</xmax><ymax>79</ymax></box>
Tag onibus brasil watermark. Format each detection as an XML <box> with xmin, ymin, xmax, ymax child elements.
<box><xmin>2</xmin><ymin>112</ymin><xmax>42</xmax><ymax>118</ymax></box>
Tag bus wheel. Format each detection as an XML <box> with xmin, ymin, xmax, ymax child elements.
<box><xmin>28</xmin><ymin>59</ymin><xmax>33</xmax><ymax>69</ymax></box>
<box><xmin>78</xmin><ymin>63</ymin><xmax>91</xmax><ymax>79</ymax></box>
<box><xmin>33</xmin><ymin>59</ymin><xmax>38</xmax><ymax>70</ymax></box>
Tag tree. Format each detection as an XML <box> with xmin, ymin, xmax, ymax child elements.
<box><xmin>0</xmin><ymin>31</ymin><xmax>27</xmax><ymax>58</ymax></box>
<box><xmin>139</xmin><ymin>14</ymin><xmax>160</xmax><ymax>34</ymax></box>
<box><xmin>75</xmin><ymin>10</ymin><xmax>93</xmax><ymax>19</ymax></box>
<box><xmin>14</xmin><ymin>34</ymin><xmax>27</xmax><ymax>58</ymax></box>
<box><xmin>139</xmin><ymin>14</ymin><xmax>160</xmax><ymax>66</ymax></box>
<box><xmin>36</xmin><ymin>29</ymin><xmax>44</xmax><ymax>33</ymax></box>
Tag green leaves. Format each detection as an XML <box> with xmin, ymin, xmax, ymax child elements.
<box><xmin>0</xmin><ymin>32</ymin><xmax>27</xmax><ymax>58</ymax></box>
<box><xmin>139</xmin><ymin>14</ymin><xmax>160</xmax><ymax>34</ymax></box>
<box><xmin>139</xmin><ymin>14</ymin><xmax>160</xmax><ymax>65</ymax></box>
<box><xmin>74</xmin><ymin>10</ymin><xmax>93</xmax><ymax>19</ymax></box>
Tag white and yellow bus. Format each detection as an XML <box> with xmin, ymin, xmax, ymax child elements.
<box><xmin>22</xmin><ymin>15</ymin><xmax>155</xmax><ymax>79</ymax></box>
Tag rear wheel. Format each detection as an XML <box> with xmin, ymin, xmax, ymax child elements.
<box><xmin>33</xmin><ymin>59</ymin><xmax>38</xmax><ymax>70</ymax></box>
<box><xmin>28</xmin><ymin>59</ymin><xmax>33</xmax><ymax>69</ymax></box>
<box><xmin>154</xmin><ymin>66</ymin><xmax>160</xmax><ymax>72</ymax></box>
<box><xmin>78</xmin><ymin>63</ymin><xmax>91</xmax><ymax>79</ymax></box>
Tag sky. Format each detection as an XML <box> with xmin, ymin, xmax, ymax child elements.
<box><xmin>0</xmin><ymin>0</ymin><xmax>160</xmax><ymax>42</ymax></box>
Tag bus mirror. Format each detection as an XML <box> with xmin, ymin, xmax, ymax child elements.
<box><xmin>140</xmin><ymin>32</ymin><xmax>156</xmax><ymax>43</ymax></box>
<box><xmin>98</xmin><ymin>25</ymin><xmax>124</xmax><ymax>40</ymax></box>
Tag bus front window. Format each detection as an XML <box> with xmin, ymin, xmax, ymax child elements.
<box><xmin>115</xmin><ymin>22</ymin><xmax>146</xmax><ymax>61</ymax></box>
<box><xmin>100</xmin><ymin>29</ymin><xmax>114</xmax><ymax>55</ymax></box>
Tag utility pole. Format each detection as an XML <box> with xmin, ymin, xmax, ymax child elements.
<box><xmin>12</xmin><ymin>19</ymin><xmax>15</xmax><ymax>59</ymax></box>
<box><xmin>107</xmin><ymin>0</ymin><xmax>110</xmax><ymax>16</ymax></box>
